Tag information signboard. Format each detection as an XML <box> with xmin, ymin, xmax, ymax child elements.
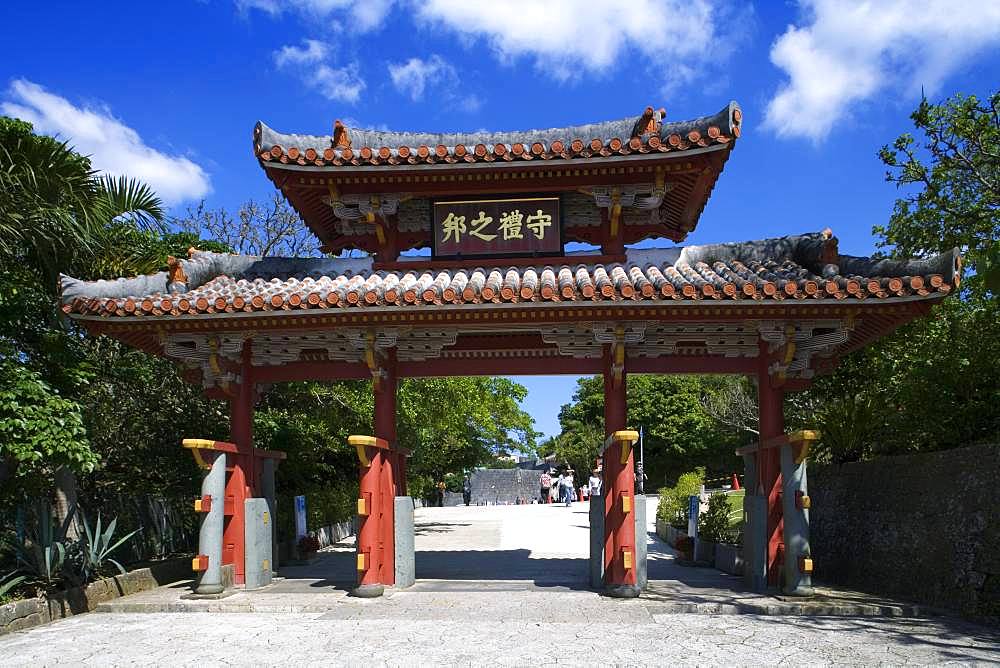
<box><xmin>294</xmin><ymin>495</ymin><xmax>307</xmax><ymax>540</ymax></box>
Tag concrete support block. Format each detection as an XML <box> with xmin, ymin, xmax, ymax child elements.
<box><xmin>195</xmin><ymin>453</ymin><xmax>226</xmax><ymax>595</ymax></box>
<box><xmin>743</xmin><ymin>493</ymin><xmax>768</xmax><ymax>593</ymax></box>
<box><xmin>589</xmin><ymin>495</ymin><xmax>604</xmax><ymax>589</ymax></box>
<box><xmin>244</xmin><ymin>498</ymin><xmax>273</xmax><ymax>591</ymax></box>
<box><xmin>394</xmin><ymin>496</ymin><xmax>415</xmax><ymax>588</ymax></box>
<box><xmin>260</xmin><ymin>458</ymin><xmax>278</xmax><ymax>574</ymax></box>
<box><xmin>781</xmin><ymin>444</ymin><xmax>813</xmax><ymax>596</ymax></box>
<box><xmin>634</xmin><ymin>494</ymin><xmax>647</xmax><ymax>591</ymax></box>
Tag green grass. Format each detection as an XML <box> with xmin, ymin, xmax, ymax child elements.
<box><xmin>725</xmin><ymin>490</ymin><xmax>745</xmax><ymax>527</ymax></box>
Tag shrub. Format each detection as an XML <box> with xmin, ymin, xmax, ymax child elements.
<box><xmin>297</xmin><ymin>534</ymin><xmax>320</xmax><ymax>554</ymax></box>
<box><xmin>699</xmin><ymin>492</ymin><xmax>737</xmax><ymax>543</ymax></box>
<box><xmin>656</xmin><ymin>467</ymin><xmax>705</xmax><ymax>527</ymax></box>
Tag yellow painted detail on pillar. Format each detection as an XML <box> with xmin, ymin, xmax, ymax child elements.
<box><xmin>622</xmin><ymin>495</ymin><xmax>632</xmax><ymax>513</ymax></box>
<box><xmin>623</xmin><ymin>548</ymin><xmax>633</xmax><ymax>570</ymax></box>
<box><xmin>183</xmin><ymin>438</ymin><xmax>217</xmax><ymax>449</ymax></box>
<box><xmin>192</xmin><ymin>555</ymin><xmax>208</xmax><ymax>572</ymax></box>
<box><xmin>795</xmin><ymin>440</ymin><xmax>812</xmax><ymax>465</ymax></box>
<box><xmin>797</xmin><ymin>493</ymin><xmax>811</xmax><ymax>510</ymax></box>
<box><xmin>262</xmin><ymin>559</ymin><xmax>269</xmax><ymax>571</ymax></box>
<box><xmin>357</xmin><ymin>553</ymin><xmax>366</xmax><ymax>571</ymax></box>
<box><xmin>787</xmin><ymin>430</ymin><xmax>821</xmax><ymax>444</ymax></box>
<box><xmin>349</xmin><ymin>435</ymin><xmax>379</xmax><ymax>447</ymax></box>
<box><xmin>357</xmin><ymin>497</ymin><xmax>368</xmax><ymax>516</ymax></box>
<box><xmin>194</xmin><ymin>499</ymin><xmax>203</xmax><ymax>512</ymax></box>
<box><xmin>619</xmin><ymin>439</ymin><xmax>632</xmax><ymax>465</ymax></box>
<box><xmin>355</xmin><ymin>444</ymin><xmax>370</xmax><ymax>467</ymax></box>
<box><xmin>262</xmin><ymin>511</ymin><xmax>270</xmax><ymax>525</ymax></box>
<box><xmin>799</xmin><ymin>557</ymin><xmax>814</xmax><ymax>573</ymax></box>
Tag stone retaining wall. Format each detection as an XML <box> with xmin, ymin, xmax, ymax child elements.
<box><xmin>810</xmin><ymin>444</ymin><xmax>1000</xmax><ymax>624</ymax></box>
<box><xmin>0</xmin><ymin>556</ymin><xmax>192</xmax><ymax>635</ymax></box>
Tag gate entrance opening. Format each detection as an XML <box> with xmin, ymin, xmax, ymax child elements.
<box><xmin>59</xmin><ymin>102</ymin><xmax>959</xmax><ymax>598</ymax></box>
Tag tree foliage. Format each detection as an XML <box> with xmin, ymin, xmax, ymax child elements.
<box><xmin>876</xmin><ymin>91</ymin><xmax>999</xmax><ymax>295</ymax></box>
<box><xmin>544</xmin><ymin>375</ymin><xmax>743</xmax><ymax>488</ymax></box>
<box><xmin>789</xmin><ymin>90</ymin><xmax>1000</xmax><ymax>463</ymax></box>
<box><xmin>177</xmin><ymin>195</ymin><xmax>319</xmax><ymax>257</ymax></box>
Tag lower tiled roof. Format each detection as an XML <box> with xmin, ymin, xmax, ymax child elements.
<box><xmin>59</xmin><ymin>232</ymin><xmax>959</xmax><ymax>319</ymax></box>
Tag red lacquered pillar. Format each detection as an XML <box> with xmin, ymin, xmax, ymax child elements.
<box><xmin>225</xmin><ymin>340</ymin><xmax>254</xmax><ymax>585</ymax></box>
<box><xmin>374</xmin><ymin>349</ymin><xmax>397</xmax><ymax>585</ymax></box>
<box><xmin>758</xmin><ymin>341</ymin><xmax>785</xmax><ymax>588</ymax></box>
<box><xmin>602</xmin><ymin>344</ymin><xmax>639</xmax><ymax>598</ymax></box>
<box><xmin>352</xmin><ymin>435</ymin><xmax>385</xmax><ymax>597</ymax></box>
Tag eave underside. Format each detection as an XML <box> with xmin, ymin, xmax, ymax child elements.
<box><xmin>264</xmin><ymin>149</ymin><xmax>730</xmax><ymax>253</ymax></box>
<box><xmin>74</xmin><ymin>298</ymin><xmax>936</xmax><ymax>388</ymax></box>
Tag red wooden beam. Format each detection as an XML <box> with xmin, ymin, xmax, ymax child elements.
<box><xmin>628</xmin><ymin>356</ymin><xmax>757</xmax><ymax>375</ymax></box>
<box><xmin>253</xmin><ymin>360</ymin><xmax>370</xmax><ymax>383</ymax></box>
<box><xmin>399</xmin><ymin>356</ymin><xmax>604</xmax><ymax>377</ymax></box>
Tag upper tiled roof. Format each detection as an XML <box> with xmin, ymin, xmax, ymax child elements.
<box><xmin>255</xmin><ymin>103</ymin><xmax>741</xmax><ymax>168</ymax></box>
<box><xmin>60</xmin><ymin>232</ymin><xmax>960</xmax><ymax>319</ymax></box>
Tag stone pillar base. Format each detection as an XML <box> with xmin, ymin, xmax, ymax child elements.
<box><xmin>780</xmin><ymin>585</ymin><xmax>815</xmax><ymax>598</ymax></box>
<box><xmin>603</xmin><ymin>584</ymin><xmax>642</xmax><ymax>599</ymax></box>
<box><xmin>350</xmin><ymin>583</ymin><xmax>385</xmax><ymax>598</ymax></box>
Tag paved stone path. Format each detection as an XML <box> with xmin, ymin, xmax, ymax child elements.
<box><xmin>1</xmin><ymin>500</ymin><xmax>998</xmax><ymax>665</ymax></box>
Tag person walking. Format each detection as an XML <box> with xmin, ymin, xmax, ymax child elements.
<box><xmin>589</xmin><ymin>470</ymin><xmax>602</xmax><ymax>500</ymax></box>
<box><xmin>539</xmin><ymin>471</ymin><xmax>552</xmax><ymax>504</ymax></box>
<box><xmin>436</xmin><ymin>479</ymin><xmax>446</xmax><ymax>507</ymax></box>
<box><xmin>562</xmin><ymin>469</ymin><xmax>575</xmax><ymax>506</ymax></box>
<box><xmin>555</xmin><ymin>472</ymin><xmax>565</xmax><ymax>505</ymax></box>
<box><xmin>462</xmin><ymin>475</ymin><xmax>472</xmax><ymax>506</ymax></box>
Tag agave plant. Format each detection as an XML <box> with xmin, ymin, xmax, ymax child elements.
<box><xmin>0</xmin><ymin>571</ymin><xmax>27</xmax><ymax>599</ymax></box>
<box><xmin>13</xmin><ymin>501</ymin><xmax>77</xmax><ymax>589</ymax></box>
<box><xmin>77</xmin><ymin>512</ymin><xmax>139</xmax><ymax>582</ymax></box>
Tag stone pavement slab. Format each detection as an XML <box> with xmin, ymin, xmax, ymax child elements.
<box><xmin>4</xmin><ymin>500</ymin><xmax>999</xmax><ymax>664</ymax></box>
<box><xmin>98</xmin><ymin>500</ymin><xmax>928</xmax><ymax>617</ymax></box>
<box><xmin>1</xmin><ymin>609</ymin><xmax>997</xmax><ymax>666</ymax></box>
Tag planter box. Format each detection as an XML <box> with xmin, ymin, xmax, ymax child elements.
<box><xmin>714</xmin><ymin>542</ymin><xmax>744</xmax><ymax>575</ymax></box>
<box><xmin>665</xmin><ymin>524</ymin><xmax>686</xmax><ymax>547</ymax></box>
<box><xmin>655</xmin><ymin>518</ymin><xmax>669</xmax><ymax>541</ymax></box>
<box><xmin>0</xmin><ymin>556</ymin><xmax>191</xmax><ymax>636</ymax></box>
<box><xmin>694</xmin><ymin>538</ymin><xmax>717</xmax><ymax>563</ymax></box>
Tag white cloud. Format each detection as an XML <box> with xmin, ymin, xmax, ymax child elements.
<box><xmin>236</xmin><ymin>0</ymin><xmax>392</xmax><ymax>32</ymax></box>
<box><xmin>412</xmin><ymin>0</ymin><xmax>746</xmax><ymax>89</ymax></box>
<box><xmin>241</xmin><ymin>1</ymin><xmax>745</xmax><ymax>98</ymax></box>
<box><xmin>1</xmin><ymin>79</ymin><xmax>210</xmax><ymax>206</ymax></box>
<box><xmin>388</xmin><ymin>55</ymin><xmax>455</xmax><ymax>100</ymax></box>
<box><xmin>274</xmin><ymin>38</ymin><xmax>328</xmax><ymax>67</ymax></box>
<box><xmin>765</xmin><ymin>0</ymin><xmax>1000</xmax><ymax>142</ymax></box>
<box><xmin>273</xmin><ymin>39</ymin><xmax>365</xmax><ymax>103</ymax></box>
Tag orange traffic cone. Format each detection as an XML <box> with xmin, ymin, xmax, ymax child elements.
<box><xmin>731</xmin><ymin>473</ymin><xmax>741</xmax><ymax>490</ymax></box>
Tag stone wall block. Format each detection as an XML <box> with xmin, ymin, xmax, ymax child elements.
<box><xmin>810</xmin><ymin>444</ymin><xmax>999</xmax><ymax>623</ymax></box>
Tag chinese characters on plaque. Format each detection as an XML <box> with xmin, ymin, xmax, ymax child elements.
<box><xmin>433</xmin><ymin>196</ymin><xmax>561</xmax><ymax>257</ymax></box>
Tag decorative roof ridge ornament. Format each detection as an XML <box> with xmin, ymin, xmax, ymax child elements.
<box><xmin>332</xmin><ymin>119</ymin><xmax>351</xmax><ymax>149</ymax></box>
<box><xmin>631</xmin><ymin>106</ymin><xmax>666</xmax><ymax>138</ymax></box>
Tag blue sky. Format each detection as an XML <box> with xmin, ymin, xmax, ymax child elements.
<box><xmin>3</xmin><ymin>1</ymin><xmax>999</xmax><ymax>440</ymax></box>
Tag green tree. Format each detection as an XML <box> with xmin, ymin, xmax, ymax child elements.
<box><xmin>876</xmin><ymin>91</ymin><xmax>999</xmax><ymax>295</ymax></box>
<box><xmin>545</xmin><ymin>375</ymin><xmax>741</xmax><ymax>488</ymax></box>
<box><xmin>788</xmin><ymin>90</ymin><xmax>1000</xmax><ymax>462</ymax></box>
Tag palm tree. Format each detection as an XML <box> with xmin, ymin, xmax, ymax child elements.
<box><xmin>0</xmin><ymin>117</ymin><xmax>165</xmax><ymax>284</ymax></box>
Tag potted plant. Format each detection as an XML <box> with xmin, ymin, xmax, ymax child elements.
<box><xmin>674</xmin><ymin>535</ymin><xmax>694</xmax><ymax>561</ymax></box>
<box><xmin>297</xmin><ymin>534</ymin><xmax>320</xmax><ymax>560</ymax></box>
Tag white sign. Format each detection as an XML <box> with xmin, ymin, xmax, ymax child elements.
<box><xmin>294</xmin><ymin>495</ymin><xmax>307</xmax><ymax>540</ymax></box>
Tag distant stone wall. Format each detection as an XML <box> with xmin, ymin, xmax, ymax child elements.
<box><xmin>471</xmin><ymin>469</ymin><xmax>544</xmax><ymax>505</ymax></box>
<box><xmin>810</xmin><ymin>444</ymin><xmax>1000</xmax><ymax>623</ymax></box>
